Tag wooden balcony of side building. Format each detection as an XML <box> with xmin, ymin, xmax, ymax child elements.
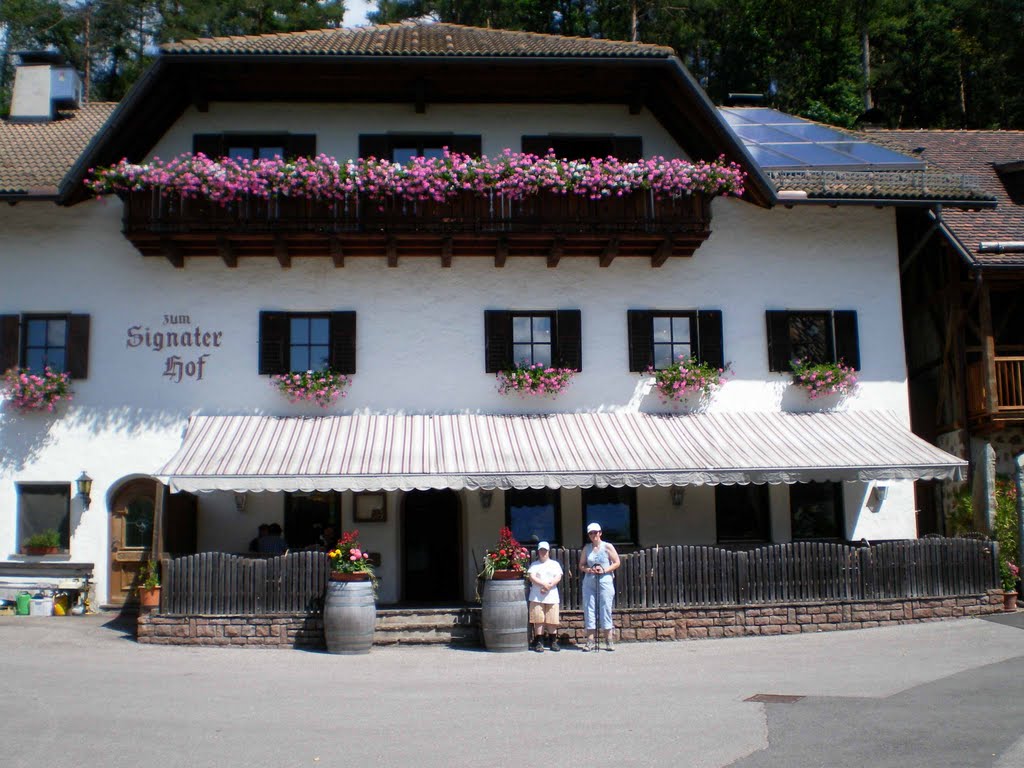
<box><xmin>966</xmin><ymin>352</ymin><xmax>1024</xmax><ymax>430</ymax></box>
<box><xmin>119</xmin><ymin>189</ymin><xmax>713</xmax><ymax>268</ymax></box>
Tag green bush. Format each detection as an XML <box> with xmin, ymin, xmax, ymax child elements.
<box><xmin>23</xmin><ymin>529</ymin><xmax>60</xmax><ymax>549</ymax></box>
<box><xmin>994</xmin><ymin>477</ymin><xmax>1020</xmax><ymax>589</ymax></box>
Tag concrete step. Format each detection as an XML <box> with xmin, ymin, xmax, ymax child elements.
<box><xmin>374</xmin><ymin>607</ymin><xmax>480</xmax><ymax>646</ymax></box>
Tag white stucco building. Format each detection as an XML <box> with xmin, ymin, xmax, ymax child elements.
<box><xmin>0</xmin><ymin>24</ymin><xmax>975</xmax><ymax>607</ymax></box>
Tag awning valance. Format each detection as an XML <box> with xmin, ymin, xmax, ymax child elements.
<box><xmin>154</xmin><ymin>411</ymin><xmax>966</xmax><ymax>494</ymax></box>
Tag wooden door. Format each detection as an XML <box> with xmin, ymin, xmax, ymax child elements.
<box><xmin>108</xmin><ymin>480</ymin><xmax>156</xmax><ymax>607</ymax></box>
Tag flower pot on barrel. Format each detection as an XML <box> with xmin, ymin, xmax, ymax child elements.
<box><xmin>479</xmin><ymin>527</ymin><xmax>529</xmax><ymax>652</ymax></box>
<box><xmin>325</xmin><ymin>531</ymin><xmax>376</xmax><ymax>654</ymax></box>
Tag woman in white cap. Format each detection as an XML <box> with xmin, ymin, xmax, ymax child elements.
<box><xmin>527</xmin><ymin>541</ymin><xmax>563</xmax><ymax>652</ymax></box>
<box><xmin>579</xmin><ymin>522</ymin><xmax>620</xmax><ymax>651</ymax></box>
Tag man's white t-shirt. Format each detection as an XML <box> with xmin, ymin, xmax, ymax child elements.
<box><xmin>527</xmin><ymin>558</ymin><xmax>564</xmax><ymax>604</ymax></box>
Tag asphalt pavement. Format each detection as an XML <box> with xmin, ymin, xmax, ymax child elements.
<box><xmin>0</xmin><ymin>612</ymin><xmax>1021</xmax><ymax>768</ymax></box>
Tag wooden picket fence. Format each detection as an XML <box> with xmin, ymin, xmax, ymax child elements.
<box><xmin>159</xmin><ymin>538</ymin><xmax>998</xmax><ymax>616</ymax></box>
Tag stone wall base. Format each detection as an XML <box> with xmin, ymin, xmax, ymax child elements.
<box><xmin>137</xmin><ymin>591</ymin><xmax>1006</xmax><ymax>649</ymax></box>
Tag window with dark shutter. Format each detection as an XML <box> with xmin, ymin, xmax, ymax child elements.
<box><xmin>260</xmin><ymin>311</ymin><xmax>357</xmax><ymax>375</ymax></box>
<box><xmin>359</xmin><ymin>134</ymin><xmax>482</xmax><ymax>161</ymax></box>
<box><xmin>521</xmin><ymin>136</ymin><xmax>643</xmax><ymax>160</ymax></box>
<box><xmin>485</xmin><ymin>310</ymin><xmax>582</xmax><ymax>372</ymax></box>
<box><xmin>628</xmin><ymin>309</ymin><xmax>724</xmax><ymax>372</ymax></box>
<box><xmin>765</xmin><ymin>310</ymin><xmax>861</xmax><ymax>372</ymax></box>
<box><xmin>65</xmin><ymin>314</ymin><xmax>90</xmax><ymax>379</ymax></box>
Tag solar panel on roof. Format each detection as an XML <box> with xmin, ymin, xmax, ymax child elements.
<box><xmin>719</xmin><ymin>106</ymin><xmax>925</xmax><ymax>171</ymax></box>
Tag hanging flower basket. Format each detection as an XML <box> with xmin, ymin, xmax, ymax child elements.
<box><xmin>790</xmin><ymin>359</ymin><xmax>857</xmax><ymax>399</ymax></box>
<box><xmin>2</xmin><ymin>367</ymin><xmax>73</xmax><ymax>412</ymax></box>
<box><xmin>497</xmin><ymin>364</ymin><xmax>576</xmax><ymax>397</ymax></box>
<box><xmin>271</xmin><ymin>370</ymin><xmax>351</xmax><ymax>408</ymax></box>
<box><xmin>649</xmin><ymin>355</ymin><xmax>726</xmax><ymax>403</ymax></box>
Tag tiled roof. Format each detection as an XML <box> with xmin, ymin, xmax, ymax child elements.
<box><xmin>162</xmin><ymin>21</ymin><xmax>674</xmax><ymax>58</ymax></box>
<box><xmin>865</xmin><ymin>130</ymin><xmax>1024</xmax><ymax>268</ymax></box>
<box><xmin>0</xmin><ymin>103</ymin><xmax>116</xmax><ymax>196</ymax></box>
<box><xmin>767</xmin><ymin>169</ymin><xmax>993</xmax><ymax>204</ymax></box>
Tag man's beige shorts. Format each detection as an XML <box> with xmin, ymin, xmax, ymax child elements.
<box><xmin>529</xmin><ymin>601</ymin><xmax>560</xmax><ymax>625</ymax></box>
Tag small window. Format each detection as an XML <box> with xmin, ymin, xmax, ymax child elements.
<box><xmin>512</xmin><ymin>313</ymin><xmax>553</xmax><ymax>367</ymax></box>
<box><xmin>359</xmin><ymin>134</ymin><xmax>482</xmax><ymax>161</ymax></box>
<box><xmin>258</xmin><ymin>311</ymin><xmax>356</xmax><ymax>375</ymax></box>
<box><xmin>23</xmin><ymin>316</ymin><xmax>67</xmax><ymax>374</ymax></box>
<box><xmin>0</xmin><ymin>313</ymin><xmax>90</xmax><ymax>378</ymax></box>
<box><xmin>715</xmin><ymin>484</ymin><xmax>771</xmax><ymax>543</ymax></box>
<box><xmin>627</xmin><ymin>310</ymin><xmax>723</xmax><ymax>372</ymax></box>
<box><xmin>790</xmin><ymin>482</ymin><xmax>844</xmax><ymax>541</ymax></box>
<box><xmin>17</xmin><ymin>484</ymin><xmax>71</xmax><ymax>552</ymax></box>
<box><xmin>507</xmin><ymin>489</ymin><xmax>561</xmax><ymax>547</ymax></box>
<box><xmin>285</xmin><ymin>491</ymin><xmax>341</xmax><ymax>551</ymax></box>
<box><xmin>765</xmin><ymin>310</ymin><xmax>860</xmax><ymax>372</ymax></box>
<box><xmin>582</xmin><ymin>487</ymin><xmax>637</xmax><ymax>546</ymax></box>
<box><xmin>521</xmin><ymin>136</ymin><xmax>643</xmax><ymax>161</ymax></box>
<box><xmin>484</xmin><ymin>310</ymin><xmax>582</xmax><ymax>372</ymax></box>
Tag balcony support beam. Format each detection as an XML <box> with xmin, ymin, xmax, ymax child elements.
<box><xmin>329</xmin><ymin>237</ymin><xmax>344</xmax><ymax>268</ymax></box>
<box><xmin>387</xmin><ymin>237</ymin><xmax>398</xmax><ymax>268</ymax></box>
<box><xmin>441</xmin><ymin>237</ymin><xmax>453</xmax><ymax>268</ymax></box>
<box><xmin>600</xmin><ymin>237</ymin><xmax>620</xmax><ymax>268</ymax></box>
<box><xmin>495</xmin><ymin>236</ymin><xmax>508</xmax><ymax>268</ymax></box>
<box><xmin>217</xmin><ymin>236</ymin><xmax>237</xmax><ymax>268</ymax></box>
<box><xmin>651</xmin><ymin>238</ymin><xmax>674</xmax><ymax>268</ymax></box>
<box><xmin>160</xmin><ymin>239</ymin><xmax>184</xmax><ymax>269</ymax></box>
<box><xmin>547</xmin><ymin>238</ymin><xmax>564</xmax><ymax>269</ymax></box>
<box><xmin>979</xmin><ymin>282</ymin><xmax>999</xmax><ymax>416</ymax></box>
<box><xmin>274</xmin><ymin>234</ymin><xmax>291</xmax><ymax>269</ymax></box>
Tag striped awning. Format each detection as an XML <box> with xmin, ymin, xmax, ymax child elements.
<box><xmin>154</xmin><ymin>411</ymin><xmax>966</xmax><ymax>493</ymax></box>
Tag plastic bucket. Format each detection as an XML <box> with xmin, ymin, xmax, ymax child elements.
<box><xmin>16</xmin><ymin>591</ymin><xmax>32</xmax><ymax>615</ymax></box>
<box><xmin>29</xmin><ymin>595</ymin><xmax>53</xmax><ymax>617</ymax></box>
<box><xmin>53</xmin><ymin>592</ymin><xmax>69</xmax><ymax>616</ymax></box>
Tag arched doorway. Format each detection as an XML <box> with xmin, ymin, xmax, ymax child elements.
<box><xmin>402</xmin><ymin>489</ymin><xmax>462</xmax><ymax>604</ymax></box>
<box><xmin>108</xmin><ymin>479</ymin><xmax>156</xmax><ymax>608</ymax></box>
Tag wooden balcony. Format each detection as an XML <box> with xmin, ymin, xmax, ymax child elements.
<box><xmin>121</xmin><ymin>189</ymin><xmax>713</xmax><ymax>268</ymax></box>
<box><xmin>967</xmin><ymin>356</ymin><xmax>1024</xmax><ymax>427</ymax></box>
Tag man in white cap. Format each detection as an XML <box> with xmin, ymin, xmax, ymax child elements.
<box><xmin>527</xmin><ymin>541</ymin><xmax>563</xmax><ymax>652</ymax></box>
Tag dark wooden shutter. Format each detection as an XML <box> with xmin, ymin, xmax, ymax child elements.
<box><xmin>627</xmin><ymin>310</ymin><xmax>653</xmax><ymax>372</ymax></box>
<box><xmin>0</xmin><ymin>314</ymin><xmax>20</xmax><ymax>373</ymax></box>
<box><xmin>521</xmin><ymin>136</ymin><xmax>554</xmax><ymax>156</ymax></box>
<box><xmin>286</xmin><ymin>134</ymin><xmax>317</xmax><ymax>158</ymax></box>
<box><xmin>358</xmin><ymin>135</ymin><xmax>392</xmax><ymax>160</ymax></box>
<box><xmin>696</xmin><ymin>310</ymin><xmax>724</xmax><ymax>370</ymax></box>
<box><xmin>612</xmin><ymin>137</ymin><xmax>644</xmax><ymax>161</ymax></box>
<box><xmin>259</xmin><ymin>312</ymin><xmax>289</xmax><ymax>375</ymax></box>
<box><xmin>65</xmin><ymin>314</ymin><xmax>90</xmax><ymax>379</ymax></box>
<box><xmin>192</xmin><ymin>134</ymin><xmax>225</xmax><ymax>157</ymax></box>
<box><xmin>554</xmin><ymin>310</ymin><xmax>583</xmax><ymax>371</ymax></box>
<box><xmin>328</xmin><ymin>311</ymin><xmax>357</xmax><ymax>374</ymax></box>
<box><xmin>484</xmin><ymin>311</ymin><xmax>512</xmax><ymax>373</ymax></box>
<box><xmin>446</xmin><ymin>135</ymin><xmax>482</xmax><ymax>156</ymax></box>
<box><xmin>832</xmin><ymin>310</ymin><xmax>861</xmax><ymax>370</ymax></box>
<box><xmin>766</xmin><ymin>310</ymin><xmax>792</xmax><ymax>372</ymax></box>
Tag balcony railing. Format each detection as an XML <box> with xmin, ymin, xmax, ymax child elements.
<box><xmin>120</xmin><ymin>189</ymin><xmax>713</xmax><ymax>267</ymax></box>
<box><xmin>967</xmin><ymin>356</ymin><xmax>1024</xmax><ymax>423</ymax></box>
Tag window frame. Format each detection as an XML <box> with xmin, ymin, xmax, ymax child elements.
<box><xmin>21</xmin><ymin>314</ymin><xmax>68</xmax><ymax>375</ymax></box>
<box><xmin>581</xmin><ymin>486</ymin><xmax>638</xmax><ymax>547</ymax></box>
<box><xmin>766</xmin><ymin>309</ymin><xmax>860</xmax><ymax>372</ymax></box>
<box><xmin>0</xmin><ymin>313</ymin><xmax>90</xmax><ymax>379</ymax></box>
<box><xmin>510</xmin><ymin>311</ymin><xmax>556</xmax><ymax>368</ymax></box>
<box><xmin>17</xmin><ymin>482</ymin><xmax>72</xmax><ymax>553</ymax></box>
<box><xmin>192</xmin><ymin>133</ymin><xmax>316</xmax><ymax>160</ymax></box>
<box><xmin>358</xmin><ymin>134</ymin><xmax>483</xmax><ymax>161</ymax></box>
<box><xmin>484</xmin><ymin>309</ymin><xmax>582</xmax><ymax>373</ymax></box>
<box><xmin>715</xmin><ymin>484</ymin><xmax>772</xmax><ymax>544</ymax></box>
<box><xmin>286</xmin><ymin>313</ymin><xmax>332</xmax><ymax>374</ymax></box>
<box><xmin>789</xmin><ymin>482</ymin><xmax>845</xmax><ymax>542</ymax></box>
<box><xmin>521</xmin><ymin>135</ymin><xmax>643</xmax><ymax>161</ymax></box>
<box><xmin>258</xmin><ymin>310</ymin><xmax>356</xmax><ymax>376</ymax></box>
<box><xmin>650</xmin><ymin>311</ymin><xmax>697</xmax><ymax>371</ymax></box>
<box><xmin>505</xmin><ymin>488</ymin><xmax>562</xmax><ymax>548</ymax></box>
<box><xmin>627</xmin><ymin>309</ymin><xmax>723</xmax><ymax>372</ymax></box>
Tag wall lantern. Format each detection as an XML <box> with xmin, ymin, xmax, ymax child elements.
<box><xmin>480</xmin><ymin>491</ymin><xmax>494</xmax><ymax>509</ymax></box>
<box><xmin>76</xmin><ymin>471</ymin><xmax>93</xmax><ymax>510</ymax></box>
<box><xmin>234</xmin><ymin>493</ymin><xmax>248</xmax><ymax>514</ymax></box>
<box><xmin>670</xmin><ymin>488</ymin><xmax>685</xmax><ymax>508</ymax></box>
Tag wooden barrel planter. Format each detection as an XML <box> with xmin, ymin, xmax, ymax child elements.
<box><xmin>323</xmin><ymin>574</ymin><xmax>376</xmax><ymax>654</ymax></box>
<box><xmin>481</xmin><ymin>572</ymin><xmax>528</xmax><ymax>652</ymax></box>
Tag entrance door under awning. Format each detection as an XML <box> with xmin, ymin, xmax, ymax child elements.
<box><xmin>402</xmin><ymin>489</ymin><xmax>461</xmax><ymax>604</ymax></box>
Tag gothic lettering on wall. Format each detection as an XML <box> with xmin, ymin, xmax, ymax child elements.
<box><xmin>125</xmin><ymin>315</ymin><xmax>223</xmax><ymax>383</ymax></box>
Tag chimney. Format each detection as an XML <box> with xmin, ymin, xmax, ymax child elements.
<box><xmin>9</xmin><ymin>51</ymin><xmax>83</xmax><ymax>123</ymax></box>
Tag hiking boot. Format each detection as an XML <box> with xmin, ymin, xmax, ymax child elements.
<box><xmin>549</xmin><ymin>637</ymin><xmax>561</xmax><ymax>652</ymax></box>
<box><xmin>582</xmin><ymin>639</ymin><xmax>596</xmax><ymax>652</ymax></box>
<box><xmin>533</xmin><ymin>638</ymin><xmax>545</xmax><ymax>653</ymax></box>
